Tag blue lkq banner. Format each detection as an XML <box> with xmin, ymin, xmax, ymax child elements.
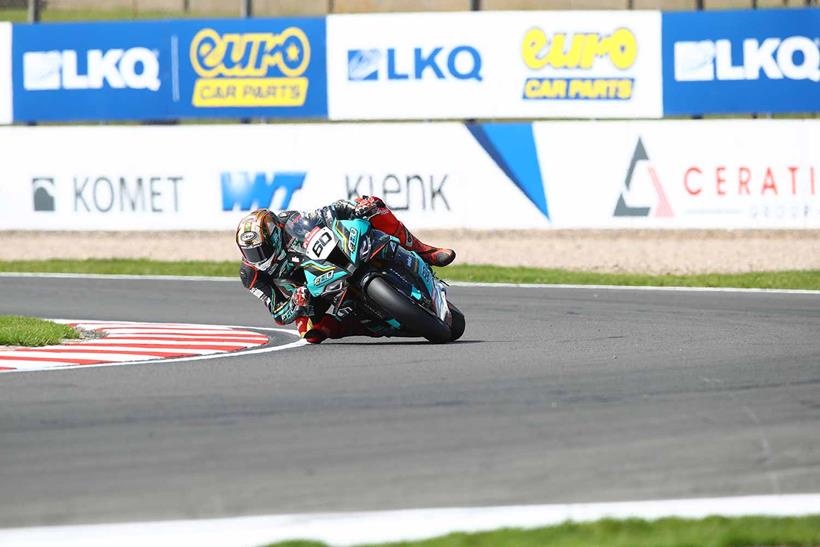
<box><xmin>12</xmin><ymin>17</ymin><xmax>327</xmax><ymax>122</ymax></box>
<box><xmin>662</xmin><ymin>8</ymin><xmax>820</xmax><ymax>115</ymax></box>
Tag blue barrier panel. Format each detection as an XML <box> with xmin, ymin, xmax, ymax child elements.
<box><xmin>662</xmin><ymin>8</ymin><xmax>820</xmax><ymax>115</ymax></box>
<box><xmin>12</xmin><ymin>17</ymin><xmax>327</xmax><ymax>122</ymax></box>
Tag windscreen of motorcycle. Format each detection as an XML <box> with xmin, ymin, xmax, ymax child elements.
<box><xmin>284</xmin><ymin>213</ymin><xmax>323</xmax><ymax>244</ymax></box>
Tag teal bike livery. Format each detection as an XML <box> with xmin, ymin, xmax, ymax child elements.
<box><xmin>287</xmin><ymin>216</ymin><xmax>465</xmax><ymax>344</ymax></box>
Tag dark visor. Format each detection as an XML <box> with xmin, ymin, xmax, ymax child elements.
<box><xmin>241</xmin><ymin>239</ymin><xmax>275</xmax><ymax>265</ymax></box>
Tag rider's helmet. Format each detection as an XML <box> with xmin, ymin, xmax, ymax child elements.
<box><xmin>236</xmin><ymin>209</ymin><xmax>285</xmax><ymax>271</ymax></box>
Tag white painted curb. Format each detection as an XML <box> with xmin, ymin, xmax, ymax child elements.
<box><xmin>0</xmin><ymin>494</ymin><xmax>818</xmax><ymax>547</ymax></box>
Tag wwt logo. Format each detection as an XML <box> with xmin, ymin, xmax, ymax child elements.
<box><xmin>221</xmin><ymin>172</ymin><xmax>306</xmax><ymax>211</ymax></box>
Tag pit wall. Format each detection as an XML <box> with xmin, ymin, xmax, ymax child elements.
<box><xmin>0</xmin><ymin>8</ymin><xmax>818</xmax><ymax>124</ymax></box>
<box><xmin>1</xmin><ymin>120</ymin><xmax>817</xmax><ymax>231</ymax></box>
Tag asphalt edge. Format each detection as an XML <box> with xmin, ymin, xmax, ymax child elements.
<box><xmin>1</xmin><ymin>494</ymin><xmax>818</xmax><ymax>547</ymax></box>
<box><xmin>1</xmin><ymin>272</ymin><xmax>818</xmax><ymax>295</ymax></box>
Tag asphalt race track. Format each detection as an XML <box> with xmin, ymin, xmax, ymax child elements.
<box><xmin>1</xmin><ymin>275</ymin><xmax>819</xmax><ymax>528</ymax></box>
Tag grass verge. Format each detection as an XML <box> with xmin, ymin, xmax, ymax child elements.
<box><xmin>0</xmin><ymin>315</ymin><xmax>79</xmax><ymax>347</ymax></box>
<box><xmin>267</xmin><ymin>515</ymin><xmax>820</xmax><ymax>547</ymax></box>
<box><xmin>0</xmin><ymin>259</ymin><xmax>819</xmax><ymax>290</ymax></box>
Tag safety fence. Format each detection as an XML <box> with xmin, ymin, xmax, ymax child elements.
<box><xmin>0</xmin><ymin>7</ymin><xmax>817</xmax><ymax>124</ymax></box>
<box><xmin>2</xmin><ymin>120</ymin><xmax>817</xmax><ymax>230</ymax></box>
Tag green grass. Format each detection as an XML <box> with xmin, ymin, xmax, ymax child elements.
<box><xmin>0</xmin><ymin>315</ymin><xmax>79</xmax><ymax>347</ymax></box>
<box><xmin>442</xmin><ymin>264</ymin><xmax>820</xmax><ymax>290</ymax></box>
<box><xmin>267</xmin><ymin>515</ymin><xmax>820</xmax><ymax>547</ymax></box>
<box><xmin>0</xmin><ymin>259</ymin><xmax>818</xmax><ymax>290</ymax></box>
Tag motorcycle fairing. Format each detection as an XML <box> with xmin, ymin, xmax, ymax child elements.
<box><xmin>303</xmin><ymin>260</ymin><xmax>350</xmax><ymax>298</ymax></box>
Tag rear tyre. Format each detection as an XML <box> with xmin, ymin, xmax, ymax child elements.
<box><xmin>365</xmin><ymin>276</ymin><xmax>451</xmax><ymax>344</ymax></box>
<box><xmin>447</xmin><ymin>303</ymin><xmax>465</xmax><ymax>342</ymax></box>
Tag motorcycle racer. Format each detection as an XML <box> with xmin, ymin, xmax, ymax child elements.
<box><xmin>236</xmin><ymin>196</ymin><xmax>455</xmax><ymax>344</ymax></box>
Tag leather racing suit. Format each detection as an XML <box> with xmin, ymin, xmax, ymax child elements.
<box><xmin>239</xmin><ymin>196</ymin><xmax>454</xmax><ymax>344</ymax></box>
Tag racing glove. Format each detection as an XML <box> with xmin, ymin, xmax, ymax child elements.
<box><xmin>271</xmin><ymin>286</ymin><xmax>314</xmax><ymax>326</ymax></box>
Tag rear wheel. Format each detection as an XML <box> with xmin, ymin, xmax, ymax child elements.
<box><xmin>365</xmin><ymin>276</ymin><xmax>451</xmax><ymax>344</ymax></box>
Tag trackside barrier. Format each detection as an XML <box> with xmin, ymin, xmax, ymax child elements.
<box><xmin>10</xmin><ymin>18</ymin><xmax>328</xmax><ymax>122</ymax></box>
<box><xmin>1</xmin><ymin>8</ymin><xmax>817</xmax><ymax>123</ymax></box>
<box><xmin>0</xmin><ymin>23</ymin><xmax>11</xmax><ymax>125</ymax></box>
<box><xmin>326</xmin><ymin>11</ymin><xmax>663</xmax><ymax>119</ymax></box>
<box><xmin>662</xmin><ymin>8</ymin><xmax>820</xmax><ymax>115</ymax></box>
<box><xmin>1</xmin><ymin>120</ymin><xmax>817</xmax><ymax>230</ymax></box>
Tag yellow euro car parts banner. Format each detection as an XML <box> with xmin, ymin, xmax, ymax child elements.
<box><xmin>327</xmin><ymin>11</ymin><xmax>663</xmax><ymax>120</ymax></box>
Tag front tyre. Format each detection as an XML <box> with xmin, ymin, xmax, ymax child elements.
<box><xmin>447</xmin><ymin>303</ymin><xmax>465</xmax><ymax>342</ymax></box>
<box><xmin>365</xmin><ymin>276</ymin><xmax>451</xmax><ymax>344</ymax></box>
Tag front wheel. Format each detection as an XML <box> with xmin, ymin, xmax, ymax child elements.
<box><xmin>365</xmin><ymin>276</ymin><xmax>451</xmax><ymax>343</ymax></box>
<box><xmin>448</xmin><ymin>303</ymin><xmax>465</xmax><ymax>342</ymax></box>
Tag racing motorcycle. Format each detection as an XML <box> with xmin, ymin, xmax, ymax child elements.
<box><xmin>284</xmin><ymin>215</ymin><xmax>465</xmax><ymax>343</ymax></box>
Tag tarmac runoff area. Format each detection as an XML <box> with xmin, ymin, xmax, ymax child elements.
<box><xmin>0</xmin><ymin>274</ymin><xmax>818</xmax><ymax>543</ymax></box>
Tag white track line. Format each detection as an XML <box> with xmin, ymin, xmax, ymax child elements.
<box><xmin>1</xmin><ymin>271</ymin><xmax>817</xmax><ymax>295</ymax></box>
<box><xmin>448</xmin><ymin>281</ymin><xmax>820</xmax><ymax>295</ymax></box>
<box><xmin>0</xmin><ymin>494</ymin><xmax>817</xmax><ymax>547</ymax></box>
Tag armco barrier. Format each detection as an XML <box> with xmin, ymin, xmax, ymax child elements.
<box><xmin>662</xmin><ymin>8</ymin><xmax>820</xmax><ymax>115</ymax></box>
<box><xmin>11</xmin><ymin>17</ymin><xmax>327</xmax><ymax>122</ymax></box>
<box><xmin>1</xmin><ymin>120</ymin><xmax>817</xmax><ymax>230</ymax></box>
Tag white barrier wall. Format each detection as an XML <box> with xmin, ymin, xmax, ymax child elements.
<box><xmin>0</xmin><ymin>23</ymin><xmax>11</xmax><ymax>125</ymax></box>
<box><xmin>541</xmin><ymin>120</ymin><xmax>819</xmax><ymax>228</ymax></box>
<box><xmin>327</xmin><ymin>11</ymin><xmax>663</xmax><ymax>120</ymax></box>
<box><xmin>0</xmin><ymin>120</ymin><xmax>816</xmax><ymax>231</ymax></box>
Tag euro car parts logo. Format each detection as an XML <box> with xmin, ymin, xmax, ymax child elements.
<box><xmin>221</xmin><ymin>172</ymin><xmax>306</xmax><ymax>211</ymax></box>
<box><xmin>23</xmin><ymin>48</ymin><xmax>160</xmax><ymax>91</ymax></box>
<box><xmin>521</xmin><ymin>28</ymin><xmax>637</xmax><ymax>101</ymax></box>
<box><xmin>346</xmin><ymin>46</ymin><xmax>483</xmax><ymax>81</ymax></box>
<box><xmin>613</xmin><ymin>138</ymin><xmax>673</xmax><ymax>218</ymax></box>
<box><xmin>673</xmin><ymin>37</ymin><xmax>820</xmax><ymax>82</ymax></box>
<box><xmin>190</xmin><ymin>27</ymin><xmax>311</xmax><ymax>107</ymax></box>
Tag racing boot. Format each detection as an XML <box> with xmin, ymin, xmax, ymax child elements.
<box><xmin>298</xmin><ymin>316</ymin><xmax>378</xmax><ymax>344</ymax></box>
<box><xmin>368</xmin><ymin>206</ymin><xmax>456</xmax><ymax>267</ymax></box>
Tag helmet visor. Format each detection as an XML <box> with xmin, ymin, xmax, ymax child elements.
<box><xmin>240</xmin><ymin>239</ymin><xmax>275</xmax><ymax>266</ymax></box>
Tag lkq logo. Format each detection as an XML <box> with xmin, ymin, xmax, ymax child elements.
<box><xmin>674</xmin><ymin>36</ymin><xmax>820</xmax><ymax>82</ymax></box>
<box><xmin>522</xmin><ymin>28</ymin><xmax>638</xmax><ymax>100</ymax></box>
<box><xmin>347</xmin><ymin>46</ymin><xmax>483</xmax><ymax>82</ymax></box>
<box><xmin>190</xmin><ymin>27</ymin><xmax>311</xmax><ymax>107</ymax></box>
<box><xmin>221</xmin><ymin>172</ymin><xmax>306</xmax><ymax>211</ymax></box>
<box><xmin>23</xmin><ymin>48</ymin><xmax>161</xmax><ymax>91</ymax></box>
<box><xmin>613</xmin><ymin>138</ymin><xmax>674</xmax><ymax>218</ymax></box>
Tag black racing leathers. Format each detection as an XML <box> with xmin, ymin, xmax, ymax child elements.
<box><xmin>239</xmin><ymin>199</ymin><xmax>372</xmax><ymax>326</ymax></box>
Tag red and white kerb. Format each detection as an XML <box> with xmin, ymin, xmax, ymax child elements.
<box><xmin>0</xmin><ymin>320</ymin><xmax>270</xmax><ymax>373</ymax></box>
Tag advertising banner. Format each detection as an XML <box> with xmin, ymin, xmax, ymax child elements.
<box><xmin>327</xmin><ymin>11</ymin><xmax>663</xmax><ymax>120</ymax></box>
<box><xmin>0</xmin><ymin>123</ymin><xmax>547</xmax><ymax>230</ymax></box>
<box><xmin>540</xmin><ymin>120</ymin><xmax>820</xmax><ymax>228</ymax></box>
<box><xmin>0</xmin><ymin>120</ymin><xmax>816</xmax><ymax>231</ymax></box>
<box><xmin>0</xmin><ymin>23</ymin><xmax>13</xmax><ymax>125</ymax></box>
<box><xmin>663</xmin><ymin>8</ymin><xmax>820</xmax><ymax>115</ymax></box>
<box><xmin>11</xmin><ymin>17</ymin><xmax>327</xmax><ymax>122</ymax></box>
